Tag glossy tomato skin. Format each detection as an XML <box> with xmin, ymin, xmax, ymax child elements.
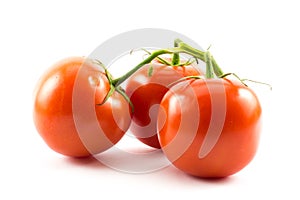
<box><xmin>158</xmin><ymin>78</ymin><xmax>262</xmax><ymax>177</ymax></box>
<box><xmin>125</xmin><ymin>61</ymin><xmax>202</xmax><ymax>148</ymax></box>
<box><xmin>33</xmin><ymin>57</ymin><xmax>131</xmax><ymax>157</ymax></box>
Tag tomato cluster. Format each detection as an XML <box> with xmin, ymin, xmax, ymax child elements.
<box><xmin>33</xmin><ymin>40</ymin><xmax>263</xmax><ymax>178</ymax></box>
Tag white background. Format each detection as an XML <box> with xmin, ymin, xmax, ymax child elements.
<box><xmin>0</xmin><ymin>0</ymin><xmax>299</xmax><ymax>199</ymax></box>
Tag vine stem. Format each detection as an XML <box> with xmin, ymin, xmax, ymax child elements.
<box><xmin>211</xmin><ymin>56</ymin><xmax>224</xmax><ymax>76</ymax></box>
<box><xmin>112</xmin><ymin>49</ymin><xmax>178</xmax><ymax>87</ymax></box>
<box><xmin>174</xmin><ymin>39</ymin><xmax>205</xmax><ymax>61</ymax></box>
<box><xmin>175</xmin><ymin>39</ymin><xmax>224</xmax><ymax>77</ymax></box>
<box><xmin>112</xmin><ymin>39</ymin><xmax>225</xmax><ymax>87</ymax></box>
<box><xmin>96</xmin><ymin>38</ymin><xmax>271</xmax><ymax>109</ymax></box>
<box><xmin>172</xmin><ymin>39</ymin><xmax>180</xmax><ymax>65</ymax></box>
<box><xmin>110</xmin><ymin>38</ymin><xmax>229</xmax><ymax>91</ymax></box>
<box><xmin>96</xmin><ymin>38</ymin><xmax>263</xmax><ymax>109</ymax></box>
<box><xmin>205</xmin><ymin>51</ymin><xmax>215</xmax><ymax>79</ymax></box>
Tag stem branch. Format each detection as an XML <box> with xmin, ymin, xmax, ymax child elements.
<box><xmin>211</xmin><ymin>56</ymin><xmax>223</xmax><ymax>76</ymax></box>
<box><xmin>172</xmin><ymin>40</ymin><xmax>180</xmax><ymax>65</ymax></box>
<box><xmin>205</xmin><ymin>51</ymin><xmax>215</xmax><ymax>78</ymax></box>
<box><xmin>113</xmin><ymin>49</ymin><xmax>177</xmax><ymax>87</ymax></box>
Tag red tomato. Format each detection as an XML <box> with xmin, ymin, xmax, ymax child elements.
<box><xmin>33</xmin><ymin>57</ymin><xmax>131</xmax><ymax>157</ymax></box>
<box><xmin>158</xmin><ymin>78</ymin><xmax>262</xmax><ymax>177</ymax></box>
<box><xmin>125</xmin><ymin>60</ymin><xmax>202</xmax><ymax>148</ymax></box>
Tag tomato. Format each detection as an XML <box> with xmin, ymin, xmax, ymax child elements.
<box><xmin>125</xmin><ymin>60</ymin><xmax>202</xmax><ymax>148</ymax></box>
<box><xmin>157</xmin><ymin>78</ymin><xmax>262</xmax><ymax>177</ymax></box>
<box><xmin>33</xmin><ymin>57</ymin><xmax>131</xmax><ymax>157</ymax></box>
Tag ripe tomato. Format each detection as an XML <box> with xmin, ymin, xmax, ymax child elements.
<box><xmin>125</xmin><ymin>60</ymin><xmax>202</xmax><ymax>148</ymax></box>
<box><xmin>158</xmin><ymin>78</ymin><xmax>262</xmax><ymax>177</ymax></box>
<box><xmin>33</xmin><ymin>57</ymin><xmax>131</xmax><ymax>157</ymax></box>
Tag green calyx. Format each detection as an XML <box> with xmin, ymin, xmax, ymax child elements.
<box><xmin>93</xmin><ymin>60</ymin><xmax>134</xmax><ymax>112</ymax></box>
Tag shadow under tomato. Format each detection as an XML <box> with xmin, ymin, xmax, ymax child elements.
<box><xmin>188</xmin><ymin>174</ymin><xmax>235</xmax><ymax>184</ymax></box>
<box><xmin>162</xmin><ymin>165</ymin><xmax>236</xmax><ymax>186</ymax></box>
<box><xmin>64</xmin><ymin>155</ymin><xmax>106</xmax><ymax>169</ymax></box>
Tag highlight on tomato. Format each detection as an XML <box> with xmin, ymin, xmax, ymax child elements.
<box><xmin>33</xmin><ymin>57</ymin><xmax>132</xmax><ymax>157</ymax></box>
